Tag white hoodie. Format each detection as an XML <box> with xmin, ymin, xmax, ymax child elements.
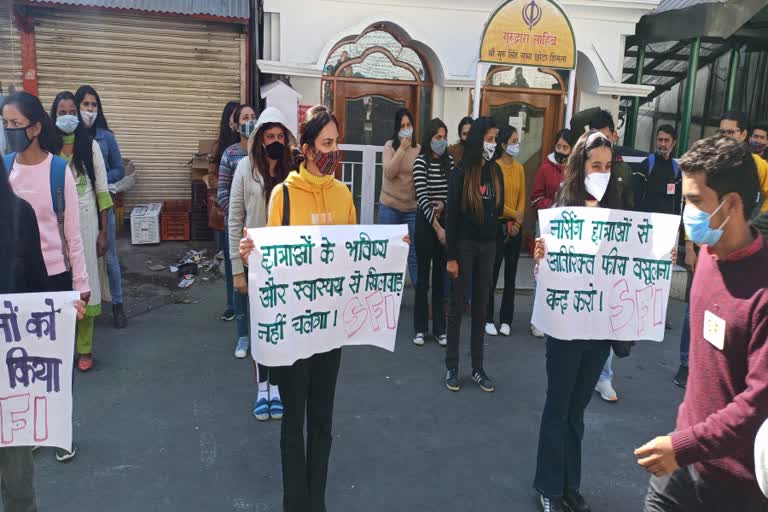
<box><xmin>228</xmin><ymin>107</ymin><xmax>296</xmax><ymax>274</ymax></box>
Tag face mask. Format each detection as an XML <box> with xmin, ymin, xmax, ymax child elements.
<box><xmin>312</xmin><ymin>149</ymin><xmax>343</xmax><ymax>176</ymax></box>
<box><xmin>554</xmin><ymin>151</ymin><xmax>568</xmax><ymax>164</ymax></box>
<box><xmin>584</xmin><ymin>172</ymin><xmax>611</xmax><ymax>202</ymax></box>
<box><xmin>81</xmin><ymin>110</ymin><xmax>98</xmax><ymax>128</ymax></box>
<box><xmin>398</xmin><ymin>128</ymin><xmax>413</xmax><ymax>140</ymax></box>
<box><xmin>240</xmin><ymin>120</ymin><xmax>257</xmax><ymax>138</ymax></box>
<box><xmin>750</xmin><ymin>141</ymin><xmax>767</xmax><ymax>155</ymax></box>
<box><xmin>482</xmin><ymin>142</ymin><xmax>497</xmax><ymax>161</ymax></box>
<box><xmin>683</xmin><ymin>201</ymin><xmax>729</xmax><ymax>246</ymax></box>
<box><xmin>506</xmin><ymin>143</ymin><xmax>520</xmax><ymax>157</ymax></box>
<box><xmin>55</xmin><ymin>115</ymin><xmax>79</xmax><ymax>134</ymax></box>
<box><xmin>265</xmin><ymin>141</ymin><xmax>285</xmax><ymax>160</ymax></box>
<box><xmin>4</xmin><ymin>127</ymin><xmax>33</xmax><ymax>153</ymax></box>
<box><xmin>431</xmin><ymin>139</ymin><xmax>447</xmax><ymax>156</ymax></box>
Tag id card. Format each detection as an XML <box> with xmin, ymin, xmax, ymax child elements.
<box><xmin>703</xmin><ymin>310</ymin><xmax>726</xmax><ymax>350</ymax></box>
<box><xmin>667</xmin><ymin>183</ymin><xmax>676</xmax><ymax>195</ymax></box>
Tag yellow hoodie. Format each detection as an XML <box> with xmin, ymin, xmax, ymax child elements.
<box><xmin>267</xmin><ymin>163</ymin><xmax>357</xmax><ymax>226</ymax></box>
<box><xmin>754</xmin><ymin>154</ymin><xmax>768</xmax><ymax>213</ymax></box>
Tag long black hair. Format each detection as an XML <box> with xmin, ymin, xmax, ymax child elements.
<box><xmin>213</xmin><ymin>101</ymin><xmax>241</xmax><ymax>165</ymax></box>
<box><xmin>1</xmin><ymin>91</ymin><xmax>59</xmax><ymax>154</ymax></box>
<box><xmin>557</xmin><ymin>130</ymin><xmax>622</xmax><ymax>208</ymax></box>
<box><xmin>391</xmin><ymin>108</ymin><xmax>416</xmax><ymax>151</ymax></box>
<box><xmin>461</xmin><ymin>116</ymin><xmax>503</xmax><ymax>220</ymax></box>
<box><xmin>457</xmin><ymin>116</ymin><xmax>473</xmax><ymax>143</ymax></box>
<box><xmin>0</xmin><ymin>157</ymin><xmax>16</xmax><ymax>291</ymax></box>
<box><xmin>74</xmin><ymin>85</ymin><xmax>109</xmax><ymax>132</ymax></box>
<box><xmin>50</xmin><ymin>91</ymin><xmax>96</xmax><ymax>189</ymax></box>
<box><xmin>418</xmin><ymin>118</ymin><xmax>451</xmax><ymax>171</ymax></box>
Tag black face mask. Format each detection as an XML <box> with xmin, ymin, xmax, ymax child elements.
<box><xmin>4</xmin><ymin>127</ymin><xmax>33</xmax><ymax>154</ymax></box>
<box><xmin>554</xmin><ymin>151</ymin><xmax>568</xmax><ymax>164</ymax></box>
<box><xmin>265</xmin><ymin>141</ymin><xmax>285</xmax><ymax>160</ymax></box>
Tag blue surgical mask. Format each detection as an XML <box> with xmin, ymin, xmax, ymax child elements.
<box><xmin>683</xmin><ymin>201</ymin><xmax>729</xmax><ymax>246</ymax></box>
<box><xmin>398</xmin><ymin>128</ymin><xmax>413</xmax><ymax>140</ymax></box>
<box><xmin>55</xmin><ymin>115</ymin><xmax>79</xmax><ymax>135</ymax></box>
<box><xmin>431</xmin><ymin>139</ymin><xmax>447</xmax><ymax>156</ymax></box>
<box><xmin>240</xmin><ymin>120</ymin><xmax>257</xmax><ymax>138</ymax></box>
<box><xmin>506</xmin><ymin>143</ymin><xmax>520</xmax><ymax>157</ymax></box>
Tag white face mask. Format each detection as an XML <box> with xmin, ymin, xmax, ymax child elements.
<box><xmin>81</xmin><ymin>110</ymin><xmax>98</xmax><ymax>128</ymax></box>
<box><xmin>584</xmin><ymin>172</ymin><xmax>611</xmax><ymax>202</ymax></box>
<box><xmin>506</xmin><ymin>143</ymin><xmax>520</xmax><ymax>157</ymax></box>
<box><xmin>482</xmin><ymin>142</ymin><xmax>497</xmax><ymax>161</ymax></box>
<box><xmin>55</xmin><ymin>115</ymin><xmax>79</xmax><ymax>135</ymax></box>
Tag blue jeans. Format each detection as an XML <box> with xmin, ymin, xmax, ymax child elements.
<box><xmin>378</xmin><ymin>204</ymin><xmax>417</xmax><ymax>286</ymax></box>
<box><xmin>106</xmin><ymin>208</ymin><xmax>123</xmax><ymax>304</ymax></box>
<box><xmin>680</xmin><ymin>303</ymin><xmax>690</xmax><ymax>366</ymax></box>
<box><xmin>599</xmin><ymin>349</ymin><xmax>614</xmax><ymax>382</ymax></box>
<box><xmin>218</xmin><ymin>230</ymin><xmax>234</xmax><ymax>312</ymax></box>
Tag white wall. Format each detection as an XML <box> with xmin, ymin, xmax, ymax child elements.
<box><xmin>442</xmin><ymin>88</ymin><xmax>470</xmax><ymax>143</ymax></box>
<box><xmin>289</xmin><ymin>76</ymin><xmax>321</xmax><ymax>106</ymax></box>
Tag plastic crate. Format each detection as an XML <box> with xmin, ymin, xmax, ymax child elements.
<box><xmin>191</xmin><ymin>180</ymin><xmax>208</xmax><ymax>211</ymax></box>
<box><xmin>190</xmin><ymin>209</ymin><xmax>213</xmax><ymax>241</ymax></box>
<box><xmin>160</xmin><ymin>200</ymin><xmax>191</xmax><ymax>241</ymax></box>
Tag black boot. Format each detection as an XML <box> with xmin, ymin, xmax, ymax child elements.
<box><xmin>112</xmin><ymin>303</ymin><xmax>127</xmax><ymax>329</ymax></box>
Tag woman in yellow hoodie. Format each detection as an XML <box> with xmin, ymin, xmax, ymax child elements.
<box><xmin>240</xmin><ymin>105</ymin><xmax>354</xmax><ymax>512</ymax></box>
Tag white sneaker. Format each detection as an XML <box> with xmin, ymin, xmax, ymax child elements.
<box><xmin>234</xmin><ymin>337</ymin><xmax>249</xmax><ymax>358</ymax></box>
<box><xmin>530</xmin><ymin>324</ymin><xmax>545</xmax><ymax>338</ymax></box>
<box><xmin>499</xmin><ymin>323</ymin><xmax>511</xmax><ymax>336</ymax></box>
<box><xmin>485</xmin><ymin>323</ymin><xmax>498</xmax><ymax>336</ymax></box>
<box><xmin>413</xmin><ymin>333</ymin><xmax>425</xmax><ymax>346</ymax></box>
<box><xmin>595</xmin><ymin>379</ymin><xmax>618</xmax><ymax>402</ymax></box>
<box><xmin>437</xmin><ymin>334</ymin><xmax>447</xmax><ymax>346</ymax></box>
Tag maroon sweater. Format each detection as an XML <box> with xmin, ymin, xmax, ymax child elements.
<box><xmin>671</xmin><ymin>230</ymin><xmax>768</xmax><ymax>501</ymax></box>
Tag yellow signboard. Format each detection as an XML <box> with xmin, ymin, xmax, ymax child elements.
<box><xmin>480</xmin><ymin>0</ymin><xmax>576</xmax><ymax>70</ymax></box>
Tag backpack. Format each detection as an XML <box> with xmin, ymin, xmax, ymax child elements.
<box><xmin>4</xmin><ymin>152</ymin><xmax>71</xmax><ymax>270</ymax></box>
<box><xmin>647</xmin><ymin>153</ymin><xmax>681</xmax><ymax>179</ymax></box>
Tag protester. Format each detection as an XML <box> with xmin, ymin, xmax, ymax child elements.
<box><xmin>750</xmin><ymin>123</ymin><xmax>767</xmax><ymax>160</ymax></box>
<box><xmin>240</xmin><ymin>105</ymin><xmax>356</xmax><ymax>512</ymax></box>
<box><xmin>485</xmin><ymin>125</ymin><xmax>525</xmax><ymax>337</ymax></box>
<box><xmin>533</xmin><ymin>130</ymin><xmax>627</xmax><ymax>512</ymax></box>
<box><xmin>637</xmin><ymin>135</ymin><xmax>768</xmax><ymax>512</ymax></box>
<box><xmin>0</xmin><ymin>157</ymin><xmax>86</xmax><ymax>512</ymax></box>
<box><xmin>719</xmin><ymin>111</ymin><xmax>768</xmax><ymax>212</ymax></box>
<box><xmin>218</xmin><ymin>103</ymin><xmax>257</xmax><ymax>358</ymax></box>
<box><xmin>212</xmin><ymin>101</ymin><xmax>242</xmax><ymax>322</ymax></box>
<box><xmin>3</xmin><ymin>91</ymin><xmax>89</xmax><ymax>462</ymax></box>
<box><xmin>380</xmin><ymin>108</ymin><xmax>419</xmax><ymax>286</ymax></box>
<box><xmin>75</xmin><ymin>85</ymin><xmax>127</xmax><ymax>329</ymax></box>
<box><xmin>50</xmin><ymin>91</ymin><xmax>112</xmax><ymax>375</ymax></box>
<box><xmin>634</xmin><ymin>125</ymin><xmax>682</xmax><ymax>215</ymax></box>
<box><xmin>445</xmin><ymin>116</ymin><xmax>504</xmax><ymax>393</ymax></box>
<box><xmin>448</xmin><ymin>116</ymin><xmax>473</xmax><ymax>165</ymax></box>
<box><xmin>530</xmin><ymin>129</ymin><xmax>572</xmax><ymax>338</ymax></box>
<box><xmin>412</xmin><ymin>118</ymin><xmax>452</xmax><ymax>347</ymax></box>
<box><xmin>228</xmin><ymin>107</ymin><xmax>293</xmax><ymax>421</ymax></box>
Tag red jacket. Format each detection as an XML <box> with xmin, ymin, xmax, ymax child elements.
<box><xmin>530</xmin><ymin>153</ymin><xmax>565</xmax><ymax>211</ymax></box>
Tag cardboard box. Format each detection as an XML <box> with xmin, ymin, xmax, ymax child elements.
<box><xmin>130</xmin><ymin>203</ymin><xmax>163</xmax><ymax>244</ymax></box>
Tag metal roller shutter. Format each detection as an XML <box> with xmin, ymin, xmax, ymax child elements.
<box><xmin>32</xmin><ymin>6</ymin><xmax>245</xmax><ymax>207</ymax></box>
<box><xmin>0</xmin><ymin>4</ymin><xmax>22</xmax><ymax>93</ymax></box>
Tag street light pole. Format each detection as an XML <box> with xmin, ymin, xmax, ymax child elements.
<box><xmin>725</xmin><ymin>45</ymin><xmax>739</xmax><ymax>111</ymax></box>
<box><xmin>678</xmin><ymin>38</ymin><xmax>700</xmax><ymax>155</ymax></box>
<box><xmin>624</xmin><ymin>43</ymin><xmax>645</xmax><ymax>148</ymax></box>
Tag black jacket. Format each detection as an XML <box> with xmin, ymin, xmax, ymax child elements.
<box><xmin>0</xmin><ymin>196</ymin><xmax>48</xmax><ymax>294</ymax></box>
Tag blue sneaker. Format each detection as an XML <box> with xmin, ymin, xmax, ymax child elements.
<box><xmin>253</xmin><ymin>398</ymin><xmax>270</xmax><ymax>421</ymax></box>
<box><xmin>269</xmin><ymin>398</ymin><xmax>284</xmax><ymax>420</ymax></box>
<box><xmin>234</xmin><ymin>337</ymin><xmax>249</xmax><ymax>359</ymax></box>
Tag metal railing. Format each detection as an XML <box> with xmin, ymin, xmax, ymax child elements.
<box><xmin>339</xmin><ymin>144</ymin><xmax>384</xmax><ymax>225</ymax></box>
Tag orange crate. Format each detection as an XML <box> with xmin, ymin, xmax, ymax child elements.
<box><xmin>160</xmin><ymin>200</ymin><xmax>191</xmax><ymax>241</ymax></box>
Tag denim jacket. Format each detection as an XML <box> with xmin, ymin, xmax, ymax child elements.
<box><xmin>94</xmin><ymin>127</ymin><xmax>125</xmax><ymax>184</ymax></box>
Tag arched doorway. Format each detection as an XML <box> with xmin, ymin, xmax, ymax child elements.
<box><xmin>479</xmin><ymin>65</ymin><xmax>567</xmax><ymax>240</ymax></box>
<box><xmin>321</xmin><ymin>25</ymin><xmax>434</xmax><ymax>145</ymax></box>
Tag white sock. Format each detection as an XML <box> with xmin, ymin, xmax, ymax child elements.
<box><xmin>269</xmin><ymin>384</ymin><xmax>281</xmax><ymax>402</ymax></box>
<box><xmin>257</xmin><ymin>381</ymin><xmax>268</xmax><ymax>401</ymax></box>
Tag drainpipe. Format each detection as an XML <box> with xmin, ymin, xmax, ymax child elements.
<box><xmin>678</xmin><ymin>38</ymin><xmax>700</xmax><ymax>155</ymax></box>
<box><xmin>624</xmin><ymin>43</ymin><xmax>645</xmax><ymax>148</ymax></box>
<box><xmin>724</xmin><ymin>45</ymin><xmax>739</xmax><ymax>111</ymax></box>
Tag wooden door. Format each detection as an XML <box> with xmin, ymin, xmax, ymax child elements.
<box><xmin>334</xmin><ymin>81</ymin><xmax>418</xmax><ymax>145</ymax></box>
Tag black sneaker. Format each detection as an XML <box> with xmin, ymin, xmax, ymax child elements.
<box><xmin>674</xmin><ymin>365</ymin><xmax>688</xmax><ymax>388</ymax></box>
<box><xmin>220</xmin><ymin>308</ymin><xmax>236</xmax><ymax>321</ymax></box>
<box><xmin>445</xmin><ymin>368</ymin><xmax>460</xmax><ymax>392</ymax></box>
<box><xmin>540</xmin><ymin>495</ymin><xmax>566</xmax><ymax>512</ymax></box>
<box><xmin>55</xmin><ymin>443</ymin><xmax>77</xmax><ymax>463</ymax></box>
<box><xmin>472</xmin><ymin>368</ymin><xmax>495</xmax><ymax>392</ymax></box>
<box><xmin>563</xmin><ymin>488</ymin><xmax>591</xmax><ymax>512</ymax></box>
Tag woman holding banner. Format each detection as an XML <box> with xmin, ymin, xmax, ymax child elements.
<box><xmin>532</xmin><ymin>130</ymin><xmax>627</xmax><ymax>512</ymax></box>
<box><xmin>229</xmin><ymin>106</ymin><xmax>294</xmax><ymax>421</ymax></box>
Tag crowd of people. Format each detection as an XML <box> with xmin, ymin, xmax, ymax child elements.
<box><xmin>1</xmin><ymin>89</ymin><xmax>767</xmax><ymax>512</ymax></box>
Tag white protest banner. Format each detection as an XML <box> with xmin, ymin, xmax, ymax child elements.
<box><xmin>247</xmin><ymin>224</ymin><xmax>408</xmax><ymax>366</ymax></box>
<box><xmin>0</xmin><ymin>291</ymin><xmax>78</xmax><ymax>449</ymax></box>
<box><xmin>531</xmin><ymin>207</ymin><xmax>680</xmax><ymax>341</ymax></box>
